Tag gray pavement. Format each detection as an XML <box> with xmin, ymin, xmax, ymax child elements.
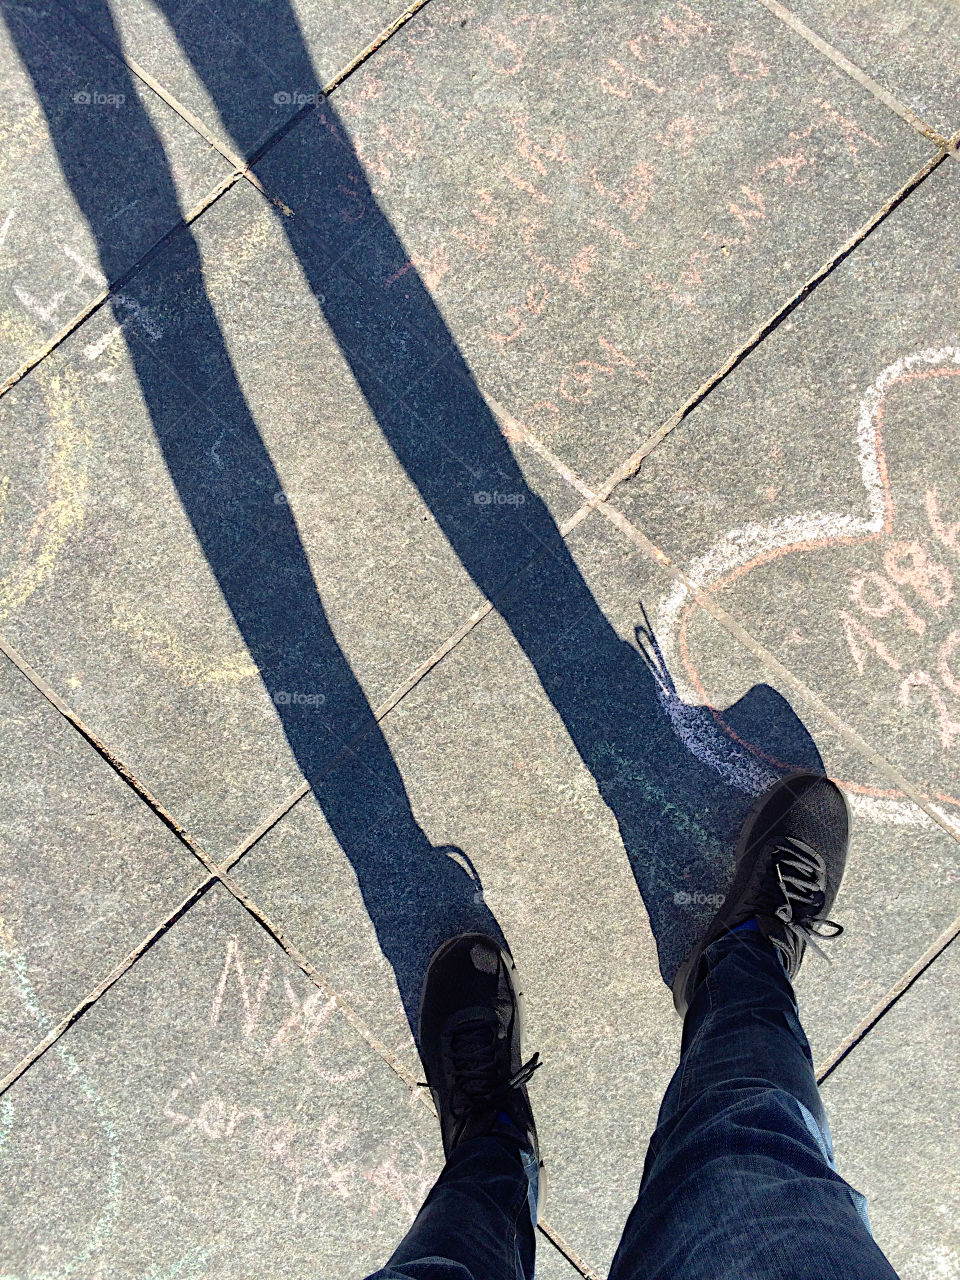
<box><xmin>0</xmin><ymin>1</ymin><xmax>958</xmax><ymax>1277</ymax></box>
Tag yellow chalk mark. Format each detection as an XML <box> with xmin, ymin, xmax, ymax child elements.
<box><xmin>0</xmin><ymin>295</ymin><xmax>48</xmax><ymax>359</ymax></box>
<box><xmin>203</xmin><ymin>204</ymin><xmax>274</xmax><ymax>289</ymax></box>
<box><xmin>0</xmin><ymin>368</ymin><xmax>90</xmax><ymax>620</ymax></box>
<box><xmin>110</xmin><ymin>604</ymin><xmax>257</xmax><ymax>687</ymax></box>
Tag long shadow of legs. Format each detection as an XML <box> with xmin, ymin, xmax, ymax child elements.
<box><xmin>2</xmin><ymin>0</ymin><xmax>503</xmax><ymax>1030</ymax></box>
<box><xmin>16</xmin><ymin>0</ymin><xmax>826</xmax><ymax>991</ymax></box>
<box><xmin>143</xmin><ymin>4</ymin><xmax>826</xmax><ymax>982</ymax></box>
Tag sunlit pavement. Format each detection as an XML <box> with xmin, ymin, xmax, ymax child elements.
<box><xmin>0</xmin><ymin>2</ymin><xmax>958</xmax><ymax>1276</ymax></box>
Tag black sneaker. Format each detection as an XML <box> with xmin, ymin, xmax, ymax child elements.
<box><xmin>673</xmin><ymin>771</ymin><xmax>849</xmax><ymax>1015</ymax></box>
<box><xmin>418</xmin><ymin>933</ymin><xmax>541</xmax><ymax>1161</ymax></box>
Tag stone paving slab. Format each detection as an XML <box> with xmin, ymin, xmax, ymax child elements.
<box><xmin>0</xmin><ymin>3</ymin><xmax>955</xmax><ymax>1276</ymax></box>
<box><xmin>252</xmin><ymin>0</ymin><xmax>933</xmax><ymax>485</ymax></box>
<box><xmin>0</xmin><ymin>655</ymin><xmax>204</xmax><ymax>1081</ymax></box>
<box><xmin>0</xmin><ymin>0</ymin><xmax>231</xmax><ymax>382</ymax></box>
<box><xmin>0</xmin><ymin>883</ymin><xmax>457</xmax><ymax>1279</ymax></box>
<box><xmin>822</xmin><ymin>939</ymin><xmax>960</xmax><ymax>1280</ymax></box>
<box><xmin>70</xmin><ymin>0</ymin><xmax>409</xmax><ymax>158</ymax></box>
<box><xmin>233</xmin><ymin>509</ymin><xmax>960</xmax><ymax>1271</ymax></box>
<box><xmin>788</xmin><ymin>0</ymin><xmax>960</xmax><ymax>135</ymax></box>
<box><xmin>0</xmin><ymin>173</ymin><xmax>581</xmax><ymax>860</ymax></box>
<box><xmin>614</xmin><ymin>157</ymin><xmax>960</xmax><ymax>823</ymax></box>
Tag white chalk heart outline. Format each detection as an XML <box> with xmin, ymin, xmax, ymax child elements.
<box><xmin>654</xmin><ymin>344</ymin><xmax>960</xmax><ymax>826</ymax></box>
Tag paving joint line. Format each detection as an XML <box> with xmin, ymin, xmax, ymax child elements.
<box><xmin>0</xmin><ymin>853</ymin><xmax>420</xmax><ymax>1110</ymax></box>
<box><xmin>229</xmin><ymin>59</ymin><xmax>953</xmax><ymax>523</ymax></box>
<box><xmin>296</xmin><ymin>340</ymin><xmax>953</xmax><ymax>837</ymax></box>
<box><xmin>0</xmin><ymin>169</ymin><xmax>243</xmax><ymax>399</ymax></box>
<box><xmin>0</xmin><ymin>0</ymin><xmax>608</xmax><ymax>1237</ymax></box>
<box><xmin>0</xmin><ymin>878</ymin><xmax>214</xmax><ymax>1096</ymax></box>
<box><xmin>58</xmin><ymin>0</ymin><xmax>256</xmax><ymax>178</ymax></box>
<box><xmin>0</xmin><ymin>633</ymin><xmax>222</xmax><ymax>870</ymax></box>
<box><xmin>212</xmin><ymin>867</ymin><xmax>424</xmax><ymax>1090</ymax></box>
<box><xmin>224</xmin><ymin>858</ymin><xmax>606</xmax><ymax>1280</ymax></box>
<box><xmin>3</xmin><ymin>0</ymin><xmax>946</xmax><ymax>433</ymax></box>
<box><xmin>62</xmin><ymin>0</ymin><xmax>435</xmax><ymax>183</ymax></box>
<box><xmin>219</xmin><ymin>513</ymin><xmax>591</xmax><ymax>871</ymax></box>
<box><xmin>815</xmin><ymin>910</ymin><xmax>960</xmax><ymax>1085</ymax></box>
<box><xmin>250</xmin><ymin>0</ymin><xmax>435</xmax><ymax>157</ymax></box>
<box><xmin>388</xmin><ymin>284</ymin><xmax>960</xmax><ymax>853</ymax></box>
<box><xmin>0</xmin><ymin>649</ymin><xmax>424</xmax><ymax>1094</ymax></box>
<box><xmin>1</xmin><ymin>862</ymin><xmax>595</xmax><ymax>1278</ymax></box>
<box><xmin>536</xmin><ymin>1221</ymin><xmax>602</xmax><ymax>1280</ymax></box>
<box><xmin>0</xmin><ymin>620</ymin><xmax>509</xmax><ymax>1079</ymax></box>
<box><xmin>0</xmin><ymin>0</ymin><xmax>435</xmax><ymax>401</ymax></box>
<box><xmin>592</xmin><ymin>141</ymin><xmax>952</xmax><ymax>502</ymax></box>
<box><xmin>756</xmin><ymin>0</ymin><xmax>957</xmax><ymax>154</ymax></box>
<box><xmin>0</xmin><ymin>636</ymin><xmax>448</xmax><ymax>1090</ymax></box>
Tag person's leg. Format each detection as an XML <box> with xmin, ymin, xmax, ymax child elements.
<box><xmin>609</xmin><ymin>930</ymin><xmax>897</xmax><ymax>1279</ymax></box>
<box><xmin>365</xmin><ymin>935</ymin><xmax>541</xmax><ymax>1280</ymax></box>
<box><xmin>367</xmin><ymin>1136</ymin><xmax>539</xmax><ymax>1280</ymax></box>
<box><xmin>610</xmin><ymin>773</ymin><xmax>899</xmax><ymax>1280</ymax></box>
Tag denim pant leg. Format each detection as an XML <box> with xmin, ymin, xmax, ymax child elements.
<box><xmin>609</xmin><ymin>932</ymin><xmax>899</xmax><ymax>1280</ymax></box>
<box><xmin>365</xmin><ymin>1134</ymin><xmax>539</xmax><ymax>1280</ymax></box>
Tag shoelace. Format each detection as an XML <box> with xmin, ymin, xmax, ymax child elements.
<box><xmin>450</xmin><ymin>1021</ymin><xmax>541</xmax><ymax>1099</ymax></box>
<box><xmin>418</xmin><ymin>1021</ymin><xmax>541</xmax><ymax>1112</ymax></box>
<box><xmin>506</xmin><ymin>1054</ymin><xmax>542</xmax><ymax>1090</ymax></box>
<box><xmin>767</xmin><ymin>836</ymin><xmax>843</xmax><ymax>969</ymax></box>
<box><xmin>450</xmin><ymin>1021</ymin><xmax>505</xmax><ymax>1099</ymax></box>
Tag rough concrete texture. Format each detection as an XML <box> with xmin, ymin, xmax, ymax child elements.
<box><xmin>0</xmin><ymin>656</ymin><xmax>203</xmax><ymax>1079</ymax></box>
<box><xmin>788</xmin><ymin>0</ymin><xmax>960</xmax><ymax>136</ymax></box>
<box><xmin>0</xmin><ymin>0</ymin><xmax>230</xmax><ymax>381</ymax></box>
<box><xmin>253</xmin><ymin>0</ymin><xmax>934</xmax><ymax>483</ymax></box>
<box><xmin>73</xmin><ymin>0</ymin><xmax>417</xmax><ymax>156</ymax></box>
<box><xmin>235</xmin><ymin>512</ymin><xmax>960</xmax><ymax>1268</ymax></box>
<box><xmin>822</xmin><ymin>939</ymin><xmax>960</xmax><ymax>1280</ymax></box>
<box><xmin>613</xmin><ymin>160</ymin><xmax>960</xmax><ymax>830</ymax></box>
<box><xmin>0</xmin><ymin>0</ymin><xmax>957</xmax><ymax>1276</ymax></box>
<box><xmin>0</xmin><ymin>177</ymin><xmax>579</xmax><ymax>858</ymax></box>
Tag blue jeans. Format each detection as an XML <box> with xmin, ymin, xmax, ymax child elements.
<box><xmin>368</xmin><ymin>933</ymin><xmax>899</xmax><ymax>1280</ymax></box>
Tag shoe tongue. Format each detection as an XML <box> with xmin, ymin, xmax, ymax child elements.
<box><xmin>457</xmin><ymin>1103</ymin><xmax>501</xmax><ymax>1145</ymax></box>
<box><xmin>469</xmin><ymin>941</ymin><xmax>499</xmax><ymax>973</ymax></box>
<box><xmin>745</xmin><ymin>850</ymin><xmax>789</xmax><ymax>917</ymax></box>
